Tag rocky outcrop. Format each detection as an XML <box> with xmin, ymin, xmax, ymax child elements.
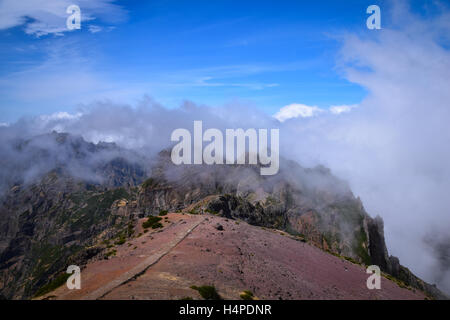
<box><xmin>366</xmin><ymin>215</ymin><xmax>390</xmax><ymax>271</ymax></box>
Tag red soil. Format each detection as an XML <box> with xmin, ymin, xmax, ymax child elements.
<box><xmin>41</xmin><ymin>213</ymin><xmax>425</xmax><ymax>300</ymax></box>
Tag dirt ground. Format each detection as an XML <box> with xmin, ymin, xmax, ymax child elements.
<box><xmin>41</xmin><ymin>213</ymin><xmax>425</xmax><ymax>300</ymax></box>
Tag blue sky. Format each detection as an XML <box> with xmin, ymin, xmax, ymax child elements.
<box><xmin>0</xmin><ymin>0</ymin><xmax>429</xmax><ymax>123</ymax></box>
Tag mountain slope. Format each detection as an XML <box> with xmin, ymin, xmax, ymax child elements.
<box><xmin>0</xmin><ymin>132</ymin><xmax>446</xmax><ymax>299</ymax></box>
<box><xmin>38</xmin><ymin>213</ymin><xmax>425</xmax><ymax>300</ymax></box>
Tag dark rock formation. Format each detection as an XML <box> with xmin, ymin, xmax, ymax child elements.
<box><xmin>367</xmin><ymin>215</ymin><xmax>390</xmax><ymax>272</ymax></box>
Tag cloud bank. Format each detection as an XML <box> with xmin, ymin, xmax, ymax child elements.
<box><xmin>0</xmin><ymin>0</ymin><xmax>126</xmax><ymax>36</ymax></box>
<box><xmin>273</xmin><ymin>103</ymin><xmax>358</xmax><ymax>122</ymax></box>
<box><xmin>273</xmin><ymin>103</ymin><xmax>323</xmax><ymax>122</ymax></box>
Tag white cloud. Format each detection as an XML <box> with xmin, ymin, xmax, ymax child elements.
<box><xmin>329</xmin><ymin>104</ymin><xmax>357</xmax><ymax>114</ymax></box>
<box><xmin>273</xmin><ymin>103</ymin><xmax>323</xmax><ymax>122</ymax></box>
<box><xmin>274</xmin><ymin>103</ymin><xmax>357</xmax><ymax>121</ymax></box>
<box><xmin>88</xmin><ymin>25</ymin><xmax>102</xmax><ymax>33</ymax></box>
<box><xmin>0</xmin><ymin>0</ymin><xmax>126</xmax><ymax>36</ymax></box>
<box><xmin>35</xmin><ymin>111</ymin><xmax>84</xmax><ymax>133</ymax></box>
<box><xmin>40</xmin><ymin>111</ymin><xmax>83</xmax><ymax>122</ymax></box>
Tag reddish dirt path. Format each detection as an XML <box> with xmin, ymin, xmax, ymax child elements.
<box><xmin>42</xmin><ymin>213</ymin><xmax>426</xmax><ymax>300</ymax></box>
<box><xmin>44</xmin><ymin>213</ymin><xmax>204</xmax><ymax>300</ymax></box>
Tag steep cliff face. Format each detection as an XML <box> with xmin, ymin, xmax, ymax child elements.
<box><xmin>367</xmin><ymin>216</ymin><xmax>390</xmax><ymax>271</ymax></box>
<box><xmin>0</xmin><ymin>133</ymin><xmax>446</xmax><ymax>299</ymax></box>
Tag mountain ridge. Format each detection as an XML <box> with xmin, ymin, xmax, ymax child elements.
<box><xmin>0</xmin><ymin>132</ymin><xmax>446</xmax><ymax>299</ymax></box>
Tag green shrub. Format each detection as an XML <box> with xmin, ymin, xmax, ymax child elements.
<box><xmin>34</xmin><ymin>272</ymin><xmax>71</xmax><ymax>297</ymax></box>
<box><xmin>151</xmin><ymin>222</ymin><xmax>163</xmax><ymax>229</ymax></box>
<box><xmin>142</xmin><ymin>216</ymin><xmax>162</xmax><ymax>229</ymax></box>
<box><xmin>240</xmin><ymin>290</ymin><xmax>254</xmax><ymax>300</ymax></box>
<box><xmin>159</xmin><ymin>210</ymin><xmax>168</xmax><ymax>216</ymax></box>
<box><xmin>127</xmin><ymin>223</ymin><xmax>135</xmax><ymax>237</ymax></box>
<box><xmin>343</xmin><ymin>256</ymin><xmax>359</xmax><ymax>265</ymax></box>
<box><xmin>115</xmin><ymin>237</ymin><xmax>126</xmax><ymax>245</ymax></box>
<box><xmin>205</xmin><ymin>209</ymin><xmax>218</xmax><ymax>215</ymax></box>
<box><xmin>105</xmin><ymin>249</ymin><xmax>117</xmax><ymax>257</ymax></box>
<box><xmin>190</xmin><ymin>285</ymin><xmax>221</xmax><ymax>300</ymax></box>
<box><xmin>142</xmin><ymin>178</ymin><xmax>158</xmax><ymax>189</ymax></box>
<box><xmin>384</xmin><ymin>273</ymin><xmax>409</xmax><ymax>289</ymax></box>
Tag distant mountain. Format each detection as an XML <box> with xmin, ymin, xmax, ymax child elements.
<box><xmin>0</xmin><ymin>132</ymin><xmax>446</xmax><ymax>299</ymax></box>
